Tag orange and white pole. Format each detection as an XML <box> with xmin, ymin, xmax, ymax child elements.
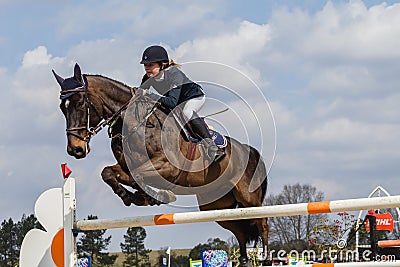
<box><xmin>76</xmin><ymin>194</ymin><xmax>400</xmax><ymax>231</ymax></box>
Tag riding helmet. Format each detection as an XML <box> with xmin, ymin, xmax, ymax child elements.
<box><xmin>140</xmin><ymin>45</ymin><xmax>169</xmax><ymax>64</ymax></box>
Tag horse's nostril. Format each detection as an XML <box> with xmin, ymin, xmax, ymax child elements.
<box><xmin>74</xmin><ymin>146</ymin><xmax>84</xmax><ymax>154</ymax></box>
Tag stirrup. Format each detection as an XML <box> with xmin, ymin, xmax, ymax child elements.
<box><xmin>213</xmin><ymin>149</ymin><xmax>226</xmax><ymax>162</ymax></box>
<box><xmin>201</xmin><ymin>138</ymin><xmax>225</xmax><ymax>162</ymax></box>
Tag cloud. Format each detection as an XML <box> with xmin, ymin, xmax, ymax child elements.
<box><xmin>174</xmin><ymin>21</ymin><xmax>271</xmax><ymax>85</ymax></box>
<box><xmin>265</xmin><ymin>1</ymin><xmax>400</xmax><ymax>97</ymax></box>
<box><xmin>22</xmin><ymin>46</ymin><xmax>52</xmax><ymax>67</ymax></box>
<box><xmin>269</xmin><ymin>1</ymin><xmax>400</xmax><ymax>62</ymax></box>
<box><xmin>316</xmin><ymin>94</ymin><xmax>400</xmax><ymax>124</ymax></box>
<box><xmin>54</xmin><ymin>0</ymin><xmax>227</xmax><ymax>43</ymax></box>
<box><xmin>294</xmin><ymin>118</ymin><xmax>398</xmax><ymax>149</ymax></box>
<box><xmin>3</xmin><ymin>0</ymin><xmax>400</xmax><ymax>251</ymax></box>
<box><xmin>5</xmin><ymin>47</ymin><xmax>67</xmax><ymax>144</ymax></box>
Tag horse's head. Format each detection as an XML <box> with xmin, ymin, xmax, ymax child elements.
<box><xmin>53</xmin><ymin>63</ymin><xmax>102</xmax><ymax>159</ymax></box>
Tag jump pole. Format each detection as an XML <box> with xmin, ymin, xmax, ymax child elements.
<box><xmin>75</xmin><ymin>192</ymin><xmax>400</xmax><ymax>231</ymax></box>
<box><xmin>72</xmin><ymin>181</ymin><xmax>400</xmax><ymax>267</ymax></box>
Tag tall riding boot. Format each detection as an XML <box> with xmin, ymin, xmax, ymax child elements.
<box><xmin>189</xmin><ymin>116</ymin><xmax>225</xmax><ymax>162</ymax></box>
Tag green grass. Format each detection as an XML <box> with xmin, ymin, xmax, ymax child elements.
<box><xmin>110</xmin><ymin>248</ymin><xmax>191</xmax><ymax>267</ymax></box>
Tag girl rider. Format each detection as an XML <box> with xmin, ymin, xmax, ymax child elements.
<box><xmin>138</xmin><ymin>45</ymin><xmax>225</xmax><ymax>162</ymax></box>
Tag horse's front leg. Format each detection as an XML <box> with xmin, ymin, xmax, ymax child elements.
<box><xmin>129</xmin><ymin>157</ymin><xmax>178</xmax><ymax>204</ymax></box>
<box><xmin>101</xmin><ymin>163</ymin><xmax>152</xmax><ymax>206</ymax></box>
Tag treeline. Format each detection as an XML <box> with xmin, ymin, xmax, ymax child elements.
<box><xmin>0</xmin><ymin>214</ymin><xmax>42</xmax><ymax>267</ymax></box>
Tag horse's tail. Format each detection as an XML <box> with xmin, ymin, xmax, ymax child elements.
<box><xmin>250</xmin><ymin>146</ymin><xmax>269</xmax><ymax>249</ymax></box>
<box><xmin>247</xmin><ymin>220</ymin><xmax>263</xmax><ymax>243</ymax></box>
<box><xmin>235</xmin><ymin>215</ymin><xmax>264</xmax><ymax>244</ymax></box>
<box><xmin>239</xmin><ymin>145</ymin><xmax>268</xmax><ymax>244</ymax></box>
<box><xmin>248</xmin><ymin>146</ymin><xmax>269</xmax><ymax>254</ymax></box>
<box><xmin>248</xmin><ymin>145</ymin><xmax>268</xmax><ymax>204</ymax></box>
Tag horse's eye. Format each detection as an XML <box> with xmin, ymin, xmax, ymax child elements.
<box><xmin>65</xmin><ymin>99</ymin><xmax>70</xmax><ymax>109</ymax></box>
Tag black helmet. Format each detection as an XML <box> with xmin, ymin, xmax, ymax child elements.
<box><xmin>140</xmin><ymin>45</ymin><xmax>169</xmax><ymax>64</ymax></box>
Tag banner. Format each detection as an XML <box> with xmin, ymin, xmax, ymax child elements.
<box><xmin>365</xmin><ymin>212</ymin><xmax>394</xmax><ymax>232</ymax></box>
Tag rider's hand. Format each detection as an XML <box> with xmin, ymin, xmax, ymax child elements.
<box><xmin>137</xmin><ymin>88</ymin><xmax>148</xmax><ymax>96</ymax></box>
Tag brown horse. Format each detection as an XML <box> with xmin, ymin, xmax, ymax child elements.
<box><xmin>53</xmin><ymin>63</ymin><xmax>268</xmax><ymax>266</ymax></box>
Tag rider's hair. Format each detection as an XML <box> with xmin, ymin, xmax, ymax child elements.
<box><xmin>161</xmin><ymin>60</ymin><xmax>180</xmax><ymax>69</ymax></box>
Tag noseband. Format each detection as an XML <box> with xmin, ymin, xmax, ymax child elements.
<box><xmin>60</xmin><ymin>77</ymin><xmax>97</xmax><ymax>153</ymax></box>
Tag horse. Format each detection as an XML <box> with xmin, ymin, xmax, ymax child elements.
<box><xmin>53</xmin><ymin>63</ymin><xmax>269</xmax><ymax>266</ymax></box>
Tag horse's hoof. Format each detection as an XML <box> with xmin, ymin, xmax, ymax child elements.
<box><xmin>131</xmin><ymin>191</ymin><xmax>149</xmax><ymax>206</ymax></box>
<box><xmin>263</xmin><ymin>260</ymin><xmax>272</xmax><ymax>266</ymax></box>
<box><xmin>122</xmin><ymin>192</ymin><xmax>138</xmax><ymax>206</ymax></box>
<box><xmin>115</xmin><ymin>186</ymin><xmax>133</xmax><ymax>206</ymax></box>
<box><xmin>156</xmin><ymin>190</ymin><xmax>176</xmax><ymax>204</ymax></box>
<box><xmin>239</xmin><ymin>256</ymin><xmax>251</xmax><ymax>267</ymax></box>
<box><xmin>122</xmin><ymin>198</ymin><xmax>132</xmax><ymax>206</ymax></box>
<box><xmin>147</xmin><ymin>197</ymin><xmax>162</xmax><ymax>206</ymax></box>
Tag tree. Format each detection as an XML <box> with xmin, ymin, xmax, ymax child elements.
<box><xmin>171</xmin><ymin>254</ymin><xmax>189</xmax><ymax>267</ymax></box>
<box><xmin>309</xmin><ymin>212</ymin><xmax>357</xmax><ymax>260</ymax></box>
<box><xmin>266</xmin><ymin>183</ymin><xmax>327</xmax><ymax>249</ymax></box>
<box><xmin>120</xmin><ymin>227</ymin><xmax>151</xmax><ymax>267</ymax></box>
<box><xmin>189</xmin><ymin>238</ymin><xmax>229</xmax><ymax>260</ymax></box>
<box><xmin>77</xmin><ymin>215</ymin><xmax>117</xmax><ymax>266</ymax></box>
<box><xmin>0</xmin><ymin>218</ymin><xmax>18</xmax><ymax>267</ymax></box>
<box><xmin>0</xmin><ymin>214</ymin><xmax>41</xmax><ymax>266</ymax></box>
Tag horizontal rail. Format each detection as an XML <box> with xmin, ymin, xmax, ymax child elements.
<box><xmin>76</xmin><ymin>195</ymin><xmax>400</xmax><ymax>231</ymax></box>
<box><xmin>378</xmin><ymin>240</ymin><xmax>400</xmax><ymax>248</ymax></box>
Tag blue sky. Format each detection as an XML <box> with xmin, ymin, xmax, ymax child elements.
<box><xmin>1</xmin><ymin>0</ymin><xmax>400</xmax><ymax>252</ymax></box>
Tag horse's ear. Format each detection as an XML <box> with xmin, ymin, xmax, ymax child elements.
<box><xmin>73</xmin><ymin>63</ymin><xmax>83</xmax><ymax>83</ymax></box>
<box><xmin>52</xmin><ymin>69</ymin><xmax>64</xmax><ymax>86</ymax></box>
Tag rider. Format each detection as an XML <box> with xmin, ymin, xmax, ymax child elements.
<box><xmin>139</xmin><ymin>45</ymin><xmax>225</xmax><ymax>162</ymax></box>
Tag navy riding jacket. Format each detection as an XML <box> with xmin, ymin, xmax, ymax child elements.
<box><xmin>140</xmin><ymin>66</ymin><xmax>204</xmax><ymax>109</ymax></box>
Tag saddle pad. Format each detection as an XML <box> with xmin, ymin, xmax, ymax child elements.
<box><xmin>171</xmin><ymin>110</ymin><xmax>228</xmax><ymax>148</ymax></box>
<box><xmin>187</xmin><ymin>128</ymin><xmax>228</xmax><ymax>148</ymax></box>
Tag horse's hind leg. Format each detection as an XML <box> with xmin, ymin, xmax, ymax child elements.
<box><xmin>217</xmin><ymin>220</ymin><xmax>252</xmax><ymax>267</ymax></box>
<box><xmin>232</xmin><ymin>180</ymin><xmax>269</xmax><ymax>261</ymax></box>
<box><xmin>256</xmin><ymin>218</ymin><xmax>269</xmax><ymax>263</ymax></box>
<box><xmin>101</xmin><ymin>164</ymin><xmax>149</xmax><ymax>206</ymax></box>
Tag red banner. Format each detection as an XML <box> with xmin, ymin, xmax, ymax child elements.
<box><xmin>365</xmin><ymin>212</ymin><xmax>394</xmax><ymax>232</ymax></box>
<box><xmin>61</xmin><ymin>163</ymin><xmax>72</xmax><ymax>179</ymax></box>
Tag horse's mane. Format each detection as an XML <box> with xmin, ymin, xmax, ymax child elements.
<box><xmin>85</xmin><ymin>74</ymin><xmax>133</xmax><ymax>92</ymax></box>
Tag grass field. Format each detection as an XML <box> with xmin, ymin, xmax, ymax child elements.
<box><xmin>110</xmin><ymin>248</ymin><xmax>191</xmax><ymax>267</ymax></box>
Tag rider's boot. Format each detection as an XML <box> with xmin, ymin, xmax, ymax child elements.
<box><xmin>189</xmin><ymin>115</ymin><xmax>225</xmax><ymax>162</ymax></box>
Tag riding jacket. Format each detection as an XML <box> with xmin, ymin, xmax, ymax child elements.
<box><xmin>140</xmin><ymin>65</ymin><xmax>204</xmax><ymax>109</ymax></box>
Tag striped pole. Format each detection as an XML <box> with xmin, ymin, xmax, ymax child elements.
<box><xmin>76</xmin><ymin>195</ymin><xmax>400</xmax><ymax>231</ymax></box>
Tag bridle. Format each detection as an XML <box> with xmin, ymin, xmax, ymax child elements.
<box><xmin>60</xmin><ymin>77</ymin><xmax>158</xmax><ymax>153</ymax></box>
<box><xmin>60</xmin><ymin>78</ymin><xmax>97</xmax><ymax>153</ymax></box>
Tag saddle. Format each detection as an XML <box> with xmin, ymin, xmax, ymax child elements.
<box><xmin>171</xmin><ymin>108</ymin><xmax>228</xmax><ymax>148</ymax></box>
<box><xmin>168</xmin><ymin>107</ymin><xmax>228</xmax><ymax>186</ymax></box>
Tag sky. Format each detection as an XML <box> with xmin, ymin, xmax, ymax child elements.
<box><xmin>1</xmin><ymin>0</ymin><xmax>400</xmax><ymax>252</ymax></box>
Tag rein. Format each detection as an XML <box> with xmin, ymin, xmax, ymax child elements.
<box><xmin>94</xmin><ymin>94</ymin><xmax>140</xmax><ymax>137</ymax></box>
<box><xmin>60</xmin><ymin>81</ymin><xmax>158</xmax><ymax>148</ymax></box>
<box><xmin>61</xmin><ymin>79</ymin><xmax>199</xmax><ymax>188</ymax></box>
<box><xmin>122</xmin><ymin>101</ymin><xmax>159</xmax><ymax>137</ymax></box>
